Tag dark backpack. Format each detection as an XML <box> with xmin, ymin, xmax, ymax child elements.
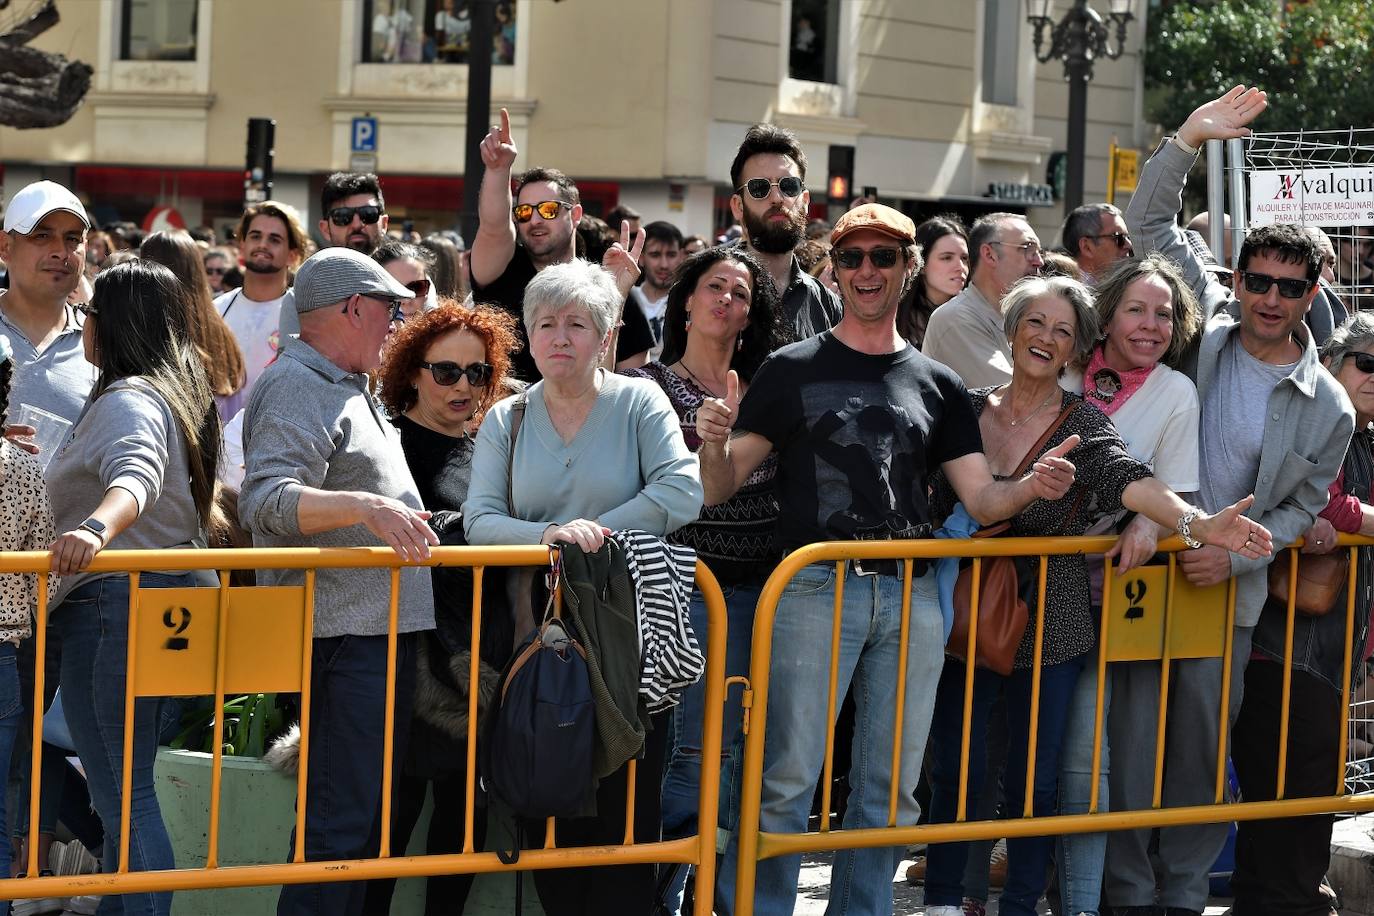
<box><xmin>482</xmin><ymin>613</ymin><xmax>597</xmax><ymax>822</ymax></box>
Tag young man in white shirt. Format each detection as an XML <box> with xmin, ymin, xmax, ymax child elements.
<box><xmin>630</xmin><ymin>220</ymin><xmax>684</xmax><ymax>360</ymax></box>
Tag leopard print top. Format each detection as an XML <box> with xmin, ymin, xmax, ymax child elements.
<box><xmin>0</xmin><ymin>439</ymin><xmax>57</xmax><ymax>642</ymax></box>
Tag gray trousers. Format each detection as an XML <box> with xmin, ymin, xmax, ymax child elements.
<box><xmin>1103</xmin><ymin>626</ymin><xmax>1253</xmax><ymax>911</ymax></box>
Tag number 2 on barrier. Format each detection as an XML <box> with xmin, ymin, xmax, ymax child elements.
<box><xmin>1105</xmin><ymin>565</ymin><xmax>1228</xmax><ymax>662</ymax></box>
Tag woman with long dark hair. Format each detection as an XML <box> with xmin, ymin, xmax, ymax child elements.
<box><xmin>140</xmin><ymin>231</ymin><xmax>247</xmax><ymax>421</ymax></box>
<box><xmin>45</xmin><ymin>260</ymin><xmax>221</xmax><ymax>916</ymax></box>
<box><xmin>897</xmin><ymin>215</ymin><xmax>969</xmax><ymax>348</ymax></box>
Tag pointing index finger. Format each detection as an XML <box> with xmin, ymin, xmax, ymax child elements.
<box><xmin>499</xmin><ymin>107</ymin><xmax>511</xmax><ymax>143</ymax></box>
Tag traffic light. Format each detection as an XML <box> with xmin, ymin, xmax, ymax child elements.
<box><xmin>827</xmin><ymin>145</ymin><xmax>854</xmax><ymax>205</ymax></box>
<box><xmin>244</xmin><ymin>118</ymin><xmax>276</xmax><ymax>205</ymax></box>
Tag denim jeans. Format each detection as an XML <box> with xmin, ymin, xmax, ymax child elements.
<box><xmin>0</xmin><ymin>642</ymin><xmax>24</xmax><ymax>916</ymax></box>
<box><xmin>1056</xmin><ymin>654</ymin><xmax>1111</xmax><ymax>916</ymax></box>
<box><xmin>718</xmin><ymin>564</ymin><xmax>944</xmax><ymax>916</ymax></box>
<box><xmin>277</xmin><ymin>632</ymin><xmax>416</xmax><ymax>916</ymax></box>
<box><xmin>52</xmin><ymin>572</ymin><xmax>209</xmax><ymax>916</ymax></box>
<box><xmin>925</xmin><ymin>654</ymin><xmax>1084</xmax><ymax>916</ymax></box>
<box><xmin>660</xmin><ymin>582</ymin><xmax>759</xmax><ymax>914</ymax></box>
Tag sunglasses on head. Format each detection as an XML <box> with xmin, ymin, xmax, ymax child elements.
<box><xmin>420</xmin><ymin>360</ymin><xmax>493</xmax><ymax>387</ymax></box>
<box><xmin>512</xmin><ymin>200</ymin><xmax>570</xmax><ymax>223</ymax></box>
<box><xmin>736</xmin><ymin>177</ymin><xmax>805</xmax><ymax>200</ymax></box>
<box><xmin>327</xmin><ymin>205</ymin><xmax>383</xmax><ymax>227</ymax></box>
<box><xmin>833</xmin><ymin>247</ymin><xmax>900</xmax><ymax>270</ymax></box>
<box><xmin>1345</xmin><ymin>352</ymin><xmax>1374</xmax><ymax>374</ymax></box>
<box><xmin>1241</xmin><ymin>270</ymin><xmax>1313</xmax><ymax>300</ymax></box>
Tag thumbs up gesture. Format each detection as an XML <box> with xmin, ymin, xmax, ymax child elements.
<box><xmin>696</xmin><ymin>369</ymin><xmax>741</xmax><ymax>446</ymax></box>
<box><xmin>1026</xmin><ymin>434</ymin><xmax>1078</xmax><ymax>502</ymax></box>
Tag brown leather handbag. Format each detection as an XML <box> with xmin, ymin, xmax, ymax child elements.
<box><xmin>947</xmin><ymin>402</ymin><xmax>1079</xmax><ymax>676</ymax></box>
<box><xmin>1266</xmin><ymin>549</ymin><xmax>1349</xmax><ymax>617</ymax></box>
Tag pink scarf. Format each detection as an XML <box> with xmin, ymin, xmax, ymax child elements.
<box><xmin>1083</xmin><ymin>345</ymin><xmax>1154</xmax><ymax>416</ymax></box>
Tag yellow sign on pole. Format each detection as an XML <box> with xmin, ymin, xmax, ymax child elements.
<box><xmin>1114</xmin><ymin>147</ymin><xmax>1140</xmax><ymax>192</ymax></box>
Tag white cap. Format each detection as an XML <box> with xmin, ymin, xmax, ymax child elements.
<box><xmin>3</xmin><ymin>181</ymin><xmax>90</xmax><ymax>235</ymax></box>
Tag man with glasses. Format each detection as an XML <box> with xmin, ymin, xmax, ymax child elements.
<box><xmin>698</xmin><ymin>203</ymin><xmax>1078</xmax><ymax>916</ymax></box>
<box><xmin>239</xmin><ymin>246</ymin><xmax>434</xmax><ymax>916</ymax></box>
<box><xmin>469</xmin><ymin>108</ymin><xmax>643</xmax><ymax>381</ymax></box>
<box><xmin>318</xmin><ymin>171</ymin><xmax>389</xmax><ymax>254</ymax></box>
<box><xmin>1111</xmin><ymin>85</ymin><xmax>1355</xmax><ymax>916</ymax></box>
<box><xmin>1061</xmin><ymin>202</ymin><xmax>1134</xmax><ymax>283</ymax></box>
<box><xmin>726</xmin><ymin>122</ymin><xmax>841</xmax><ymax>340</ymax></box>
<box><xmin>923</xmin><ymin>212</ymin><xmax>1045</xmax><ymax>388</ymax></box>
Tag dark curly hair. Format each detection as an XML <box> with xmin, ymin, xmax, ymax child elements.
<box><xmin>378</xmin><ymin>299</ymin><xmax>521</xmax><ymax>421</ymax></box>
<box><xmin>659</xmin><ymin>247</ymin><xmax>792</xmax><ymax>383</ymax></box>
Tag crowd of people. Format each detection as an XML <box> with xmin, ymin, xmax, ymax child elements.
<box><xmin>0</xmin><ymin>83</ymin><xmax>1369</xmax><ymax>916</ymax></box>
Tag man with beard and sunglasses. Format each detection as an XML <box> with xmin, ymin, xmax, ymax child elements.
<box><xmin>216</xmin><ymin>200</ymin><xmax>309</xmax><ymax>407</ymax></box>
<box><xmin>1061</xmin><ymin>202</ymin><xmax>1134</xmax><ymax>283</ymax></box>
<box><xmin>727</xmin><ymin>123</ymin><xmax>841</xmax><ymax>341</ymax></box>
<box><xmin>1111</xmin><ymin>84</ymin><xmax>1355</xmax><ymax>916</ymax></box>
<box><xmin>318</xmin><ymin>171</ymin><xmax>389</xmax><ymax>254</ymax></box>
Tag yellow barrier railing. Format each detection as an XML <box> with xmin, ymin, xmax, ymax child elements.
<box><xmin>730</xmin><ymin>534</ymin><xmax>1374</xmax><ymax>915</ymax></box>
<box><xmin>0</xmin><ymin>546</ymin><xmax>728</xmax><ymax>909</ymax></box>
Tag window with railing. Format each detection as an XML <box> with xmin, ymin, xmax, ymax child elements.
<box><xmin>120</xmin><ymin>0</ymin><xmax>198</xmax><ymax>61</ymax></box>
<box><xmin>362</xmin><ymin>0</ymin><xmax>517</xmax><ymax>65</ymax></box>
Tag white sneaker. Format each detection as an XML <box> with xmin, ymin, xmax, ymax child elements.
<box><xmin>62</xmin><ymin>895</ymin><xmax>100</xmax><ymax>916</ymax></box>
<box><xmin>11</xmin><ymin>892</ymin><xmax>65</xmax><ymax>916</ymax></box>
<box><xmin>925</xmin><ymin>907</ymin><xmax>965</xmax><ymax>916</ymax></box>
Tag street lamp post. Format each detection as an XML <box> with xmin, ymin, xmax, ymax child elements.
<box><xmin>1026</xmin><ymin>0</ymin><xmax>1135</xmax><ymax>213</ymax></box>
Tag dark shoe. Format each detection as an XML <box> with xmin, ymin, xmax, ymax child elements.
<box><xmin>1163</xmin><ymin>909</ymin><xmax>1202</xmax><ymax>916</ymax></box>
<box><xmin>1107</xmin><ymin>908</ymin><xmax>1162</xmax><ymax>916</ymax></box>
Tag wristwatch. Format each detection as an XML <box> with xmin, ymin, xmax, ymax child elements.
<box><xmin>1176</xmin><ymin>509</ymin><xmax>1203</xmax><ymax>549</ymax></box>
<box><xmin>78</xmin><ymin>517</ymin><xmax>108</xmax><ymax>545</ymax></box>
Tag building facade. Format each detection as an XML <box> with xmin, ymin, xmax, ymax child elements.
<box><xmin>0</xmin><ymin>0</ymin><xmax>1150</xmax><ymax>246</ymax></box>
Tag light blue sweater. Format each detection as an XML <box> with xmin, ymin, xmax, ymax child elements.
<box><xmin>464</xmin><ymin>371</ymin><xmax>702</xmax><ymax>545</ymax></box>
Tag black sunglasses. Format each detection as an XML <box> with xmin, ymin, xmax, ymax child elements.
<box><xmin>420</xmin><ymin>360</ymin><xmax>494</xmax><ymax>388</ymax></box>
<box><xmin>404</xmin><ymin>278</ymin><xmax>431</xmax><ymax>298</ymax></box>
<box><xmin>1346</xmin><ymin>352</ymin><xmax>1374</xmax><ymax>374</ymax></box>
<box><xmin>1087</xmin><ymin>231</ymin><xmax>1131</xmax><ymax>249</ymax></box>
<box><xmin>833</xmin><ymin>247</ymin><xmax>900</xmax><ymax>270</ymax></box>
<box><xmin>512</xmin><ymin>200</ymin><xmax>570</xmax><ymax>223</ymax></box>
<box><xmin>327</xmin><ymin>205</ymin><xmax>383</xmax><ymax>227</ymax></box>
<box><xmin>1241</xmin><ymin>270</ymin><xmax>1313</xmax><ymax>300</ymax></box>
<box><xmin>204</xmin><ymin>266</ymin><xmax>228</xmax><ymax>275</ymax></box>
<box><xmin>736</xmin><ymin>177</ymin><xmax>805</xmax><ymax>200</ymax></box>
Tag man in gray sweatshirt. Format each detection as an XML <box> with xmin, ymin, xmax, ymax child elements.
<box><xmin>238</xmin><ymin>247</ymin><xmax>435</xmax><ymax>916</ymax></box>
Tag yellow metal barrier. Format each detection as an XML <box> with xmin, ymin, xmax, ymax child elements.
<box><xmin>730</xmin><ymin>534</ymin><xmax>1374</xmax><ymax>916</ymax></box>
<box><xmin>0</xmin><ymin>546</ymin><xmax>729</xmax><ymax>909</ymax></box>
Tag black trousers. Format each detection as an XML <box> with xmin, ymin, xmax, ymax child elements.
<box><xmin>1231</xmin><ymin>660</ymin><xmax>1342</xmax><ymax>916</ymax></box>
<box><xmin>525</xmin><ymin>712</ymin><xmax>671</xmax><ymax>916</ymax></box>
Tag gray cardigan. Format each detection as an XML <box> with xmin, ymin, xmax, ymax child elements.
<box><xmin>239</xmin><ymin>338</ymin><xmax>435</xmax><ymax>638</ymax></box>
<box><xmin>1128</xmin><ymin>137</ymin><xmax>1356</xmax><ymax>627</ymax></box>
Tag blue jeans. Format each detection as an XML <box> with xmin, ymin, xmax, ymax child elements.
<box><xmin>52</xmin><ymin>572</ymin><xmax>208</xmax><ymax>916</ymax></box>
<box><xmin>718</xmin><ymin>564</ymin><xmax>944</xmax><ymax>916</ymax></box>
<box><xmin>925</xmin><ymin>654</ymin><xmax>1084</xmax><ymax>916</ymax></box>
<box><xmin>277</xmin><ymin>632</ymin><xmax>416</xmax><ymax>916</ymax></box>
<box><xmin>660</xmin><ymin>582</ymin><xmax>759</xmax><ymax>914</ymax></box>
<box><xmin>0</xmin><ymin>643</ymin><xmax>24</xmax><ymax>916</ymax></box>
<box><xmin>1056</xmin><ymin>655</ymin><xmax>1111</xmax><ymax>916</ymax></box>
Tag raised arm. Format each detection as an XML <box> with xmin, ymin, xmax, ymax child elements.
<box><xmin>468</xmin><ymin>107</ymin><xmax>519</xmax><ymax>288</ymax></box>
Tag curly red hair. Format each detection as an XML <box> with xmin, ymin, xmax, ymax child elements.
<box><xmin>378</xmin><ymin>299</ymin><xmax>521</xmax><ymax>421</ymax></box>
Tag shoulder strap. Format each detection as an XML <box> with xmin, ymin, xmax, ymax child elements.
<box><xmin>506</xmin><ymin>394</ymin><xmax>527</xmax><ymax>511</ymax></box>
<box><xmin>1011</xmin><ymin>399</ymin><xmax>1079</xmax><ymax>478</ymax></box>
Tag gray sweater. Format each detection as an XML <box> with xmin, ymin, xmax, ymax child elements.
<box><xmin>47</xmin><ymin>378</ymin><xmax>202</xmax><ymax>605</ymax></box>
<box><xmin>464</xmin><ymin>371</ymin><xmax>702</xmax><ymax>545</ymax></box>
<box><xmin>239</xmin><ymin>338</ymin><xmax>435</xmax><ymax>638</ymax></box>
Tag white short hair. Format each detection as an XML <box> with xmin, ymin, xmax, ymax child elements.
<box><xmin>522</xmin><ymin>259</ymin><xmax>620</xmax><ymax>339</ymax></box>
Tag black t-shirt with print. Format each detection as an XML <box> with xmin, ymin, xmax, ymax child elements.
<box><xmin>737</xmin><ymin>331</ymin><xmax>983</xmax><ymax>553</ymax></box>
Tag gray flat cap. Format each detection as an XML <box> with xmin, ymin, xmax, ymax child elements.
<box><xmin>294</xmin><ymin>247</ymin><xmax>415</xmax><ymax>314</ymax></box>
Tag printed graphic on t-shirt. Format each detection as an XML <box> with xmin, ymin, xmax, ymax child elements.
<box><xmin>803</xmin><ymin>381</ymin><xmax>931</xmax><ymax>541</ymax></box>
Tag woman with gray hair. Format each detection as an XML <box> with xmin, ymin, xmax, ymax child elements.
<box><xmin>921</xmin><ymin>274</ymin><xmax>1270</xmax><ymax>916</ymax></box>
<box><xmin>1229</xmin><ymin>311</ymin><xmax>1374</xmax><ymax>915</ymax></box>
<box><xmin>462</xmin><ymin>258</ymin><xmax>702</xmax><ymax>914</ymax></box>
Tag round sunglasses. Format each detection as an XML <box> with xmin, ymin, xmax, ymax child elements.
<box><xmin>512</xmin><ymin>200</ymin><xmax>572</xmax><ymax>223</ymax></box>
<box><xmin>419</xmin><ymin>360</ymin><xmax>494</xmax><ymax>387</ymax></box>
<box><xmin>735</xmin><ymin>177</ymin><xmax>805</xmax><ymax>200</ymax></box>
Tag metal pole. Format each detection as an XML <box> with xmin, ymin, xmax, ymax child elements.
<box><xmin>1065</xmin><ymin>60</ymin><xmax>1088</xmax><ymax>214</ymax></box>
<box><xmin>1226</xmin><ymin>137</ymin><xmax>1248</xmax><ymax>270</ymax></box>
<box><xmin>460</xmin><ymin>0</ymin><xmax>496</xmax><ymax>242</ymax></box>
<box><xmin>1206</xmin><ymin>139</ymin><xmax>1226</xmax><ymax>264</ymax></box>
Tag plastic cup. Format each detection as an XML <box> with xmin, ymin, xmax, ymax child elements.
<box><xmin>13</xmin><ymin>404</ymin><xmax>72</xmax><ymax>472</ymax></box>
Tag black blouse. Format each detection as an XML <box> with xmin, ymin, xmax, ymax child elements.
<box><xmin>932</xmin><ymin>388</ymin><xmax>1152</xmax><ymax>669</ymax></box>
